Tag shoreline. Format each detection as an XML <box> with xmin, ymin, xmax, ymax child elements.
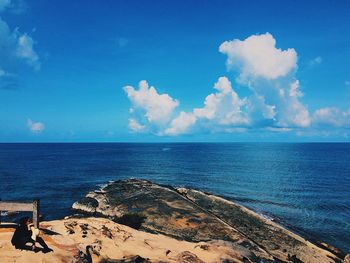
<box><xmin>108</xmin><ymin>179</ymin><xmax>347</xmax><ymax>257</ymax></box>
<box><xmin>186</xmin><ymin>188</ymin><xmax>345</xmax><ymax>258</ymax></box>
<box><xmin>1</xmin><ymin>179</ymin><xmax>348</xmax><ymax>262</ymax></box>
<box><xmin>72</xmin><ymin>179</ymin><xmax>348</xmax><ymax>262</ymax></box>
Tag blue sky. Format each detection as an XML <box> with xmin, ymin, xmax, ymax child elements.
<box><xmin>0</xmin><ymin>0</ymin><xmax>350</xmax><ymax>142</ymax></box>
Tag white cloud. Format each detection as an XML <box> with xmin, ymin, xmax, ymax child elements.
<box><xmin>274</xmin><ymin>80</ymin><xmax>311</xmax><ymax>128</ymax></box>
<box><xmin>27</xmin><ymin>119</ymin><xmax>45</xmax><ymax>133</ymax></box>
<box><xmin>128</xmin><ymin>118</ymin><xmax>146</xmax><ymax>132</ymax></box>
<box><xmin>220</xmin><ymin>33</ymin><xmax>311</xmax><ymax>128</ymax></box>
<box><xmin>165</xmin><ymin>112</ymin><xmax>197</xmax><ymax>135</ymax></box>
<box><xmin>0</xmin><ymin>11</ymin><xmax>40</xmax><ymax>88</ymax></box>
<box><xmin>219</xmin><ymin>33</ymin><xmax>297</xmax><ymax>81</ymax></box>
<box><xmin>123</xmin><ymin>33</ymin><xmax>350</xmax><ymax>137</ymax></box>
<box><xmin>289</xmin><ymin>80</ymin><xmax>302</xmax><ymax>97</ymax></box>
<box><xmin>16</xmin><ymin>34</ymin><xmax>40</xmax><ymax>70</ymax></box>
<box><xmin>0</xmin><ymin>0</ymin><xmax>27</xmax><ymax>14</ymax></box>
<box><xmin>124</xmin><ymin>80</ymin><xmax>179</xmax><ymax>132</ymax></box>
<box><xmin>266</xmin><ymin>127</ymin><xmax>292</xmax><ymax>132</ymax></box>
<box><xmin>313</xmin><ymin>107</ymin><xmax>350</xmax><ymax>127</ymax></box>
<box><xmin>193</xmin><ymin>77</ymin><xmax>249</xmax><ymax>126</ymax></box>
<box><xmin>224</xmin><ymin>127</ymin><xmax>248</xmax><ymax>133</ymax></box>
<box><xmin>165</xmin><ymin>77</ymin><xmax>249</xmax><ymax>135</ymax></box>
<box><xmin>309</xmin><ymin>56</ymin><xmax>322</xmax><ymax>66</ymax></box>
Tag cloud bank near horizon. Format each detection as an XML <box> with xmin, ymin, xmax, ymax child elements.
<box><xmin>124</xmin><ymin>33</ymin><xmax>349</xmax><ymax>136</ymax></box>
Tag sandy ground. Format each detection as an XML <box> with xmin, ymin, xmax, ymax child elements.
<box><xmin>0</xmin><ymin>217</ymin><xmax>248</xmax><ymax>263</ymax></box>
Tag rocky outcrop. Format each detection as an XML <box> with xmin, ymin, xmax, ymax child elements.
<box><xmin>73</xmin><ymin>179</ymin><xmax>346</xmax><ymax>262</ymax></box>
<box><xmin>0</xmin><ymin>217</ymin><xmax>252</xmax><ymax>262</ymax></box>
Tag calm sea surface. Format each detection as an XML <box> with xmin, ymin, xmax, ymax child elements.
<box><xmin>0</xmin><ymin>143</ymin><xmax>349</xmax><ymax>251</ymax></box>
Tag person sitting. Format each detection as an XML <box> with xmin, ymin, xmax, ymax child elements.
<box><xmin>11</xmin><ymin>216</ymin><xmax>53</xmax><ymax>253</ymax></box>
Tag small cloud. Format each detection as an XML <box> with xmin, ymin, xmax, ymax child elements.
<box><xmin>224</xmin><ymin>127</ymin><xmax>248</xmax><ymax>133</ymax></box>
<box><xmin>0</xmin><ymin>0</ymin><xmax>27</xmax><ymax>14</ymax></box>
<box><xmin>27</xmin><ymin>118</ymin><xmax>45</xmax><ymax>133</ymax></box>
<box><xmin>345</xmin><ymin>80</ymin><xmax>350</xmax><ymax>87</ymax></box>
<box><xmin>0</xmin><ymin>68</ymin><xmax>17</xmax><ymax>89</ymax></box>
<box><xmin>266</xmin><ymin>127</ymin><xmax>292</xmax><ymax>132</ymax></box>
<box><xmin>16</xmin><ymin>34</ymin><xmax>40</xmax><ymax>70</ymax></box>
<box><xmin>309</xmin><ymin>56</ymin><xmax>322</xmax><ymax>66</ymax></box>
<box><xmin>313</xmin><ymin>107</ymin><xmax>350</xmax><ymax>127</ymax></box>
<box><xmin>128</xmin><ymin>118</ymin><xmax>146</xmax><ymax>133</ymax></box>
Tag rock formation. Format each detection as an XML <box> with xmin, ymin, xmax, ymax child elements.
<box><xmin>72</xmin><ymin>179</ymin><xmax>346</xmax><ymax>262</ymax></box>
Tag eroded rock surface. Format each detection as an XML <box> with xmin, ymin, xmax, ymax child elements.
<box><xmin>73</xmin><ymin>179</ymin><xmax>345</xmax><ymax>263</ymax></box>
<box><xmin>0</xmin><ymin>217</ymin><xmax>244</xmax><ymax>263</ymax></box>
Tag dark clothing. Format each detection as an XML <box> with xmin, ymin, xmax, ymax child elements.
<box><xmin>11</xmin><ymin>224</ymin><xmax>49</xmax><ymax>250</ymax></box>
<box><xmin>11</xmin><ymin>224</ymin><xmax>32</xmax><ymax>248</ymax></box>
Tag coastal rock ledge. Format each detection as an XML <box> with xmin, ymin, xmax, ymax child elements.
<box><xmin>72</xmin><ymin>179</ymin><xmax>347</xmax><ymax>263</ymax></box>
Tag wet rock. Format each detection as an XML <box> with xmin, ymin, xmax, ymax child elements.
<box><xmin>73</xmin><ymin>197</ymin><xmax>99</xmax><ymax>213</ymax></box>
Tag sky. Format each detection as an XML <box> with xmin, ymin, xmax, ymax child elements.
<box><xmin>0</xmin><ymin>0</ymin><xmax>350</xmax><ymax>142</ymax></box>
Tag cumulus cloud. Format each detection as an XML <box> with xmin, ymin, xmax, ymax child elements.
<box><xmin>219</xmin><ymin>33</ymin><xmax>297</xmax><ymax>81</ymax></box>
<box><xmin>165</xmin><ymin>111</ymin><xmax>197</xmax><ymax>135</ymax></box>
<box><xmin>165</xmin><ymin>77</ymin><xmax>249</xmax><ymax>135</ymax></box>
<box><xmin>273</xmin><ymin>80</ymin><xmax>311</xmax><ymax>128</ymax></box>
<box><xmin>123</xmin><ymin>33</ymin><xmax>348</xmax><ymax>137</ymax></box>
<box><xmin>125</xmin><ymin>77</ymin><xmax>249</xmax><ymax>135</ymax></box>
<box><xmin>220</xmin><ymin>33</ymin><xmax>311</xmax><ymax>128</ymax></box>
<box><xmin>128</xmin><ymin>118</ymin><xmax>146</xmax><ymax>132</ymax></box>
<box><xmin>123</xmin><ymin>80</ymin><xmax>179</xmax><ymax>133</ymax></box>
<box><xmin>313</xmin><ymin>107</ymin><xmax>350</xmax><ymax>127</ymax></box>
<box><xmin>27</xmin><ymin>119</ymin><xmax>45</xmax><ymax>133</ymax></box>
<box><xmin>194</xmin><ymin>77</ymin><xmax>249</xmax><ymax>124</ymax></box>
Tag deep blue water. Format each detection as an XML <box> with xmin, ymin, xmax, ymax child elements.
<box><xmin>0</xmin><ymin>143</ymin><xmax>349</xmax><ymax>251</ymax></box>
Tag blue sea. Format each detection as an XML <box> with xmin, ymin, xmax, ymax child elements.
<box><xmin>0</xmin><ymin>143</ymin><xmax>349</xmax><ymax>252</ymax></box>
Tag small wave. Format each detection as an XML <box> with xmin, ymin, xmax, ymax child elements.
<box><xmin>234</xmin><ymin>197</ymin><xmax>298</xmax><ymax>209</ymax></box>
<box><xmin>97</xmin><ymin>183</ymin><xmax>108</xmax><ymax>189</ymax></box>
<box><xmin>259</xmin><ymin>213</ymin><xmax>275</xmax><ymax>222</ymax></box>
<box><xmin>162</xmin><ymin>147</ymin><xmax>171</xmax><ymax>151</ymax></box>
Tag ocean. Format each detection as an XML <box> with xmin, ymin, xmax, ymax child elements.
<box><xmin>0</xmin><ymin>143</ymin><xmax>349</xmax><ymax>251</ymax></box>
